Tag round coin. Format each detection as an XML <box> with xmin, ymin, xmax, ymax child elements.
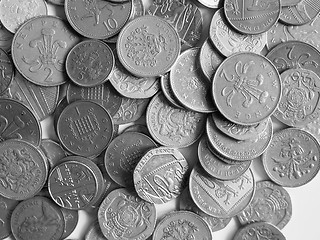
<box><xmin>189</xmin><ymin>164</ymin><xmax>255</xmax><ymax>218</ymax></box>
<box><xmin>65</xmin><ymin>0</ymin><xmax>132</xmax><ymax>39</ymax></box>
<box><xmin>160</xmin><ymin>72</ymin><xmax>184</xmax><ymax>108</ymax></box>
<box><xmin>224</xmin><ymin>0</ymin><xmax>281</xmax><ymax>35</ymax></box>
<box><xmin>152</xmin><ymin>210</ymin><xmax>212</xmax><ymax>240</ymax></box>
<box><xmin>0</xmin><ymin>48</ymin><xmax>13</xmax><ymax>95</ymax></box>
<box><xmin>262</xmin><ymin>128</ymin><xmax>320</xmax><ymax>187</ymax></box>
<box><xmin>104</xmin><ymin>132</ymin><xmax>157</xmax><ymax>188</ymax></box>
<box><xmin>57</xmin><ymin>100</ymin><xmax>113</xmax><ymax>158</ymax></box>
<box><xmin>146</xmin><ymin>92</ymin><xmax>207</xmax><ymax>148</ymax></box>
<box><xmin>11</xmin><ymin>196</ymin><xmax>65</xmax><ymax>240</ymax></box>
<box><xmin>60</xmin><ymin>208</ymin><xmax>79</xmax><ymax>239</ymax></box>
<box><xmin>98</xmin><ymin>188</ymin><xmax>156</xmax><ymax>240</ymax></box>
<box><xmin>134</xmin><ymin>147</ymin><xmax>188</xmax><ymax>204</ymax></box>
<box><xmin>237</xmin><ymin>180</ymin><xmax>292</xmax><ymax>229</ymax></box>
<box><xmin>122</xmin><ymin>124</ymin><xmax>150</xmax><ymax>136</ymax></box>
<box><xmin>117</xmin><ymin>15</ymin><xmax>181</xmax><ymax>77</ymax></box>
<box><xmin>0</xmin><ymin>195</ymin><xmax>19</xmax><ymax>239</ymax></box>
<box><xmin>66</xmin><ymin>40</ymin><xmax>114</xmax><ymax>87</ymax></box>
<box><xmin>212</xmin><ymin>52</ymin><xmax>282</xmax><ymax>125</ymax></box>
<box><xmin>11</xmin><ymin>15</ymin><xmax>80</xmax><ymax>86</ymax></box>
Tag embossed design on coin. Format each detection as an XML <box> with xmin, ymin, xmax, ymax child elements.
<box><xmin>237</xmin><ymin>180</ymin><xmax>292</xmax><ymax>229</ymax></box>
<box><xmin>0</xmin><ymin>195</ymin><xmax>19</xmax><ymax>239</ymax></box>
<box><xmin>134</xmin><ymin>147</ymin><xmax>188</xmax><ymax>204</ymax></box>
<box><xmin>213</xmin><ymin>52</ymin><xmax>282</xmax><ymax>125</ymax></box>
<box><xmin>147</xmin><ymin>93</ymin><xmax>206</xmax><ymax>147</ymax></box>
<box><xmin>98</xmin><ymin>188</ymin><xmax>156</xmax><ymax>240</ymax></box>
<box><xmin>263</xmin><ymin>128</ymin><xmax>320</xmax><ymax>187</ymax></box>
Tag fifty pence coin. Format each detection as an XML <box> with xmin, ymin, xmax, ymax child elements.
<box><xmin>117</xmin><ymin>15</ymin><xmax>181</xmax><ymax>77</ymax></box>
<box><xmin>237</xmin><ymin>180</ymin><xmax>292</xmax><ymax>229</ymax></box>
<box><xmin>0</xmin><ymin>48</ymin><xmax>13</xmax><ymax>95</ymax></box>
<box><xmin>0</xmin><ymin>195</ymin><xmax>19</xmax><ymax>239</ymax></box>
<box><xmin>11</xmin><ymin>15</ymin><xmax>80</xmax><ymax>86</ymax></box>
<box><xmin>262</xmin><ymin>128</ymin><xmax>320</xmax><ymax>187</ymax></box>
<box><xmin>57</xmin><ymin>100</ymin><xmax>114</xmax><ymax>158</ymax></box>
<box><xmin>98</xmin><ymin>188</ymin><xmax>156</xmax><ymax>240</ymax></box>
<box><xmin>212</xmin><ymin>52</ymin><xmax>282</xmax><ymax>126</ymax></box>
<box><xmin>134</xmin><ymin>147</ymin><xmax>188</xmax><ymax>204</ymax></box>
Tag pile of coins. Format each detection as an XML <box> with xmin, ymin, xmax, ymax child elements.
<box><xmin>0</xmin><ymin>0</ymin><xmax>320</xmax><ymax>239</ymax></box>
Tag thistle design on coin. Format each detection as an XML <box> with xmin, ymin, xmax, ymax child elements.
<box><xmin>161</xmin><ymin>219</ymin><xmax>198</xmax><ymax>240</ymax></box>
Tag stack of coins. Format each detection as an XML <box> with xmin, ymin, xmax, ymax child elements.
<box><xmin>0</xmin><ymin>0</ymin><xmax>319</xmax><ymax>240</ymax></box>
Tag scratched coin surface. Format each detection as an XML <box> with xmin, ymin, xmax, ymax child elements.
<box><xmin>0</xmin><ymin>195</ymin><xmax>19</xmax><ymax>239</ymax></box>
<box><xmin>60</xmin><ymin>208</ymin><xmax>79</xmax><ymax>239</ymax></box>
<box><xmin>280</xmin><ymin>1</ymin><xmax>320</xmax><ymax>26</ymax></box>
<box><xmin>117</xmin><ymin>15</ymin><xmax>181</xmax><ymax>77</ymax></box>
<box><xmin>207</xmin><ymin>113</ymin><xmax>273</xmax><ymax>161</ymax></box>
<box><xmin>98</xmin><ymin>188</ymin><xmax>156</xmax><ymax>240</ymax></box>
<box><xmin>40</xmin><ymin>139</ymin><xmax>68</xmax><ymax>168</ymax></box>
<box><xmin>152</xmin><ymin>210</ymin><xmax>212</xmax><ymax>240</ymax></box>
<box><xmin>170</xmin><ymin>47</ymin><xmax>216</xmax><ymax>113</ymax></box>
<box><xmin>11</xmin><ymin>15</ymin><xmax>80</xmax><ymax>86</ymax></box>
<box><xmin>224</xmin><ymin>0</ymin><xmax>281</xmax><ymax>35</ymax></box>
<box><xmin>179</xmin><ymin>187</ymin><xmax>231</xmax><ymax>233</ymax></box>
<box><xmin>213</xmin><ymin>52</ymin><xmax>282</xmax><ymax>125</ymax></box>
<box><xmin>0</xmin><ymin>22</ymin><xmax>13</xmax><ymax>52</ymax></box>
<box><xmin>134</xmin><ymin>147</ymin><xmax>188</xmax><ymax>204</ymax></box>
<box><xmin>146</xmin><ymin>92</ymin><xmax>207</xmax><ymax>148</ymax></box>
<box><xmin>237</xmin><ymin>180</ymin><xmax>292</xmax><ymax>229</ymax></box>
<box><xmin>66</xmin><ymin>82</ymin><xmax>122</xmax><ymax>117</ymax></box>
<box><xmin>209</xmin><ymin>8</ymin><xmax>267</xmax><ymax>57</ymax></box>
<box><xmin>1</xmin><ymin>71</ymin><xmax>59</xmax><ymax>121</ymax></box>
<box><xmin>273</xmin><ymin>68</ymin><xmax>320</xmax><ymax>127</ymax></box>
<box><xmin>11</xmin><ymin>196</ymin><xmax>64</xmax><ymax>240</ymax></box>
<box><xmin>66</xmin><ymin>40</ymin><xmax>114</xmax><ymax>87</ymax></box>
<box><xmin>57</xmin><ymin>100</ymin><xmax>114</xmax><ymax>158</ymax></box>
<box><xmin>198</xmin><ymin>136</ymin><xmax>251</xmax><ymax>180</ymax></box>
<box><xmin>190</xmin><ymin>164</ymin><xmax>255</xmax><ymax>218</ymax></box>
<box><xmin>263</xmin><ymin>128</ymin><xmax>320</xmax><ymax>187</ymax></box>
<box><xmin>0</xmin><ymin>0</ymin><xmax>48</xmax><ymax>33</ymax></box>
<box><xmin>0</xmin><ymin>48</ymin><xmax>13</xmax><ymax>95</ymax></box>
<box><xmin>147</xmin><ymin>0</ymin><xmax>203</xmax><ymax>49</ymax></box>
<box><xmin>65</xmin><ymin>0</ymin><xmax>132</xmax><ymax>39</ymax></box>
<box><xmin>104</xmin><ymin>132</ymin><xmax>157</xmax><ymax>188</ymax></box>
<box><xmin>232</xmin><ymin>222</ymin><xmax>286</xmax><ymax>240</ymax></box>
<box><xmin>0</xmin><ymin>98</ymin><xmax>41</xmax><ymax>146</ymax></box>
<box><xmin>160</xmin><ymin>72</ymin><xmax>183</xmax><ymax>109</ymax></box>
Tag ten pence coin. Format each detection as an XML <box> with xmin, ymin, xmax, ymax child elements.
<box><xmin>189</xmin><ymin>164</ymin><xmax>255</xmax><ymax>218</ymax></box>
<box><xmin>133</xmin><ymin>147</ymin><xmax>188</xmax><ymax>204</ymax></box>
<box><xmin>11</xmin><ymin>15</ymin><xmax>80</xmax><ymax>86</ymax></box>
<box><xmin>0</xmin><ymin>195</ymin><xmax>19</xmax><ymax>239</ymax></box>
<box><xmin>117</xmin><ymin>15</ymin><xmax>181</xmax><ymax>77</ymax></box>
<box><xmin>152</xmin><ymin>211</ymin><xmax>212</xmax><ymax>240</ymax></box>
<box><xmin>98</xmin><ymin>188</ymin><xmax>156</xmax><ymax>240</ymax></box>
<box><xmin>237</xmin><ymin>180</ymin><xmax>292</xmax><ymax>229</ymax></box>
<box><xmin>262</xmin><ymin>128</ymin><xmax>320</xmax><ymax>187</ymax></box>
<box><xmin>0</xmin><ymin>48</ymin><xmax>13</xmax><ymax>95</ymax></box>
<box><xmin>212</xmin><ymin>52</ymin><xmax>282</xmax><ymax>125</ymax></box>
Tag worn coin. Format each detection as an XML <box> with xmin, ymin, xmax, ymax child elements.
<box><xmin>60</xmin><ymin>208</ymin><xmax>79</xmax><ymax>239</ymax></box>
<box><xmin>263</xmin><ymin>128</ymin><xmax>320</xmax><ymax>187</ymax></box>
<box><xmin>170</xmin><ymin>47</ymin><xmax>216</xmax><ymax>113</ymax></box>
<box><xmin>146</xmin><ymin>92</ymin><xmax>206</xmax><ymax>148</ymax></box>
<box><xmin>152</xmin><ymin>210</ymin><xmax>212</xmax><ymax>240</ymax></box>
<box><xmin>0</xmin><ymin>22</ymin><xmax>13</xmax><ymax>52</ymax></box>
<box><xmin>12</xmin><ymin>15</ymin><xmax>80</xmax><ymax>86</ymax></box>
<box><xmin>134</xmin><ymin>147</ymin><xmax>188</xmax><ymax>204</ymax></box>
<box><xmin>98</xmin><ymin>188</ymin><xmax>156</xmax><ymax>240</ymax></box>
<box><xmin>179</xmin><ymin>187</ymin><xmax>231</xmax><ymax>233</ymax></box>
<box><xmin>40</xmin><ymin>139</ymin><xmax>68</xmax><ymax>168</ymax></box>
<box><xmin>57</xmin><ymin>100</ymin><xmax>113</xmax><ymax>158</ymax></box>
<box><xmin>199</xmin><ymin>38</ymin><xmax>224</xmax><ymax>81</ymax></box>
<box><xmin>0</xmin><ymin>195</ymin><xmax>19</xmax><ymax>239</ymax></box>
<box><xmin>198</xmin><ymin>136</ymin><xmax>251</xmax><ymax>180</ymax></box>
<box><xmin>66</xmin><ymin>82</ymin><xmax>122</xmax><ymax>117</ymax></box>
<box><xmin>232</xmin><ymin>222</ymin><xmax>286</xmax><ymax>240</ymax></box>
<box><xmin>11</xmin><ymin>196</ymin><xmax>65</xmax><ymax>240</ymax></box>
<box><xmin>273</xmin><ymin>68</ymin><xmax>320</xmax><ymax>127</ymax></box>
<box><xmin>85</xmin><ymin>221</ymin><xmax>106</xmax><ymax>240</ymax></box>
<box><xmin>207</xmin><ymin>113</ymin><xmax>273</xmax><ymax>161</ymax></box>
<box><xmin>65</xmin><ymin>0</ymin><xmax>132</xmax><ymax>39</ymax></box>
<box><xmin>117</xmin><ymin>15</ymin><xmax>181</xmax><ymax>77</ymax></box>
<box><xmin>66</xmin><ymin>40</ymin><xmax>114</xmax><ymax>87</ymax></box>
<box><xmin>0</xmin><ymin>48</ymin><xmax>13</xmax><ymax>95</ymax></box>
<box><xmin>224</xmin><ymin>0</ymin><xmax>281</xmax><ymax>35</ymax></box>
<box><xmin>210</xmin><ymin>8</ymin><xmax>267</xmax><ymax>57</ymax></box>
<box><xmin>147</xmin><ymin>0</ymin><xmax>203</xmax><ymax>49</ymax></box>
<box><xmin>213</xmin><ymin>52</ymin><xmax>282</xmax><ymax>125</ymax></box>
<box><xmin>237</xmin><ymin>180</ymin><xmax>292</xmax><ymax>229</ymax></box>
<box><xmin>160</xmin><ymin>72</ymin><xmax>184</xmax><ymax>109</ymax></box>
<box><xmin>104</xmin><ymin>132</ymin><xmax>157</xmax><ymax>188</ymax></box>
<box><xmin>0</xmin><ymin>0</ymin><xmax>48</xmax><ymax>33</ymax></box>
<box><xmin>1</xmin><ymin>71</ymin><xmax>59</xmax><ymax>121</ymax></box>
<box><xmin>190</xmin><ymin>164</ymin><xmax>255</xmax><ymax>218</ymax></box>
